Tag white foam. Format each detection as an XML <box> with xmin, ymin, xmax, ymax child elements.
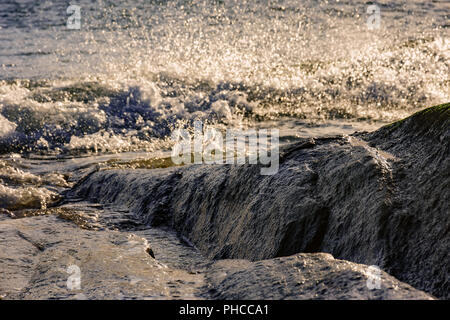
<box><xmin>0</xmin><ymin>114</ymin><xmax>16</xmax><ymax>138</ymax></box>
<box><xmin>0</xmin><ymin>184</ymin><xmax>57</xmax><ymax>210</ymax></box>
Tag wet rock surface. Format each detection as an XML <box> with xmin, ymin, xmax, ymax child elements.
<box><xmin>0</xmin><ymin>214</ymin><xmax>434</xmax><ymax>300</ymax></box>
<box><xmin>67</xmin><ymin>104</ymin><xmax>449</xmax><ymax>299</ymax></box>
<box><xmin>203</xmin><ymin>253</ymin><xmax>433</xmax><ymax>300</ymax></box>
<box><xmin>0</xmin><ymin>215</ymin><xmax>206</xmax><ymax>300</ymax></box>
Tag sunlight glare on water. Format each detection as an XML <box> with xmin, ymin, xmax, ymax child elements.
<box><xmin>0</xmin><ymin>0</ymin><xmax>448</xmax><ymax>156</ymax></box>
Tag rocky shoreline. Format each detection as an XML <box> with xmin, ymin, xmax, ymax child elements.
<box><xmin>1</xmin><ymin>103</ymin><xmax>448</xmax><ymax>300</ymax></box>
<box><xmin>0</xmin><ymin>215</ymin><xmax>435</xmax><ymax>300</ymax></box>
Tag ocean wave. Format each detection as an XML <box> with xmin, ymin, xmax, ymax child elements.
<box><xmin>0</xmin><ymin>183</ymin><xmax>59</xmax><ymax>211</ymax></box>
<box><xmin>0</xmin><ymin>0</ymin><xmax>448</xmax><ymax>155</ymax></box>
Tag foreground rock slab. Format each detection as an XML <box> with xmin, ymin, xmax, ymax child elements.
<box><xmin>0</xmin><ymin>216</ymin><xmax>204</xmax><ymax>300</ymax></box>
<box><xmin>204</xmin><ymin>253</ymin><xmax>433</xmax><ymax>300</ymax></box>
<box><xmin>0</xmin><ymin>215</ymin><xmax>433</xmax><ymax>300</ymax></box>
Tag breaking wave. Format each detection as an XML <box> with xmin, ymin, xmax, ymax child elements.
<box><xmin>1</xmin><ymin>0</ymin><xmax>448</xmax><ymax>155</ymax></box>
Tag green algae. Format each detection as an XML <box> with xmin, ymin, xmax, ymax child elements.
<box><xmin>104</xmin><ymin>156</ymin><xmax>179</xmax><ymax>170</ymax></box>
<box><xmin>382</xmin><ymin>102</ymin><xmax>449</xmax><ymax>133</ymax></box>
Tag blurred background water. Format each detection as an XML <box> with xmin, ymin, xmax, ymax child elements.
<box><xmin>0</xmin><ymin>0</ymin><xmax>448</xmax><ymax>210</ymax></box>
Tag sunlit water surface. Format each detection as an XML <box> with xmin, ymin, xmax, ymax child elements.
<box><xmin>0</xmin><ymin>0</ymin><xmax>448</xmax><ymax>210</ymax></box>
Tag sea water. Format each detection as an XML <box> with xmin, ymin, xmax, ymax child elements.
<box><xmin>0</xmin><ymin>0</ymin><xmax>448</xmax><ymax>210</ymax></box>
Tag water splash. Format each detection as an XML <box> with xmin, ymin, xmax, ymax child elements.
<box><xmin>0</xmin><ymin>0</ymin><xmax>448</xmax><ymax>156</ymax></box>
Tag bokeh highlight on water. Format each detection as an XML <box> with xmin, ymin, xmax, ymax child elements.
<box><xmin>0</xmin><ymin>0</ymin><xmax>448</xmax><ymax>210</ymax></box>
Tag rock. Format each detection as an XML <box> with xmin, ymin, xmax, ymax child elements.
<box><xmin>68</xmin><ymin>103</ymin><xmax>449</xmax><ymax>299</ymax></box>
<box><xmin>203</xmin><ymin>253</ymin><xmax>434</xmax><ymax>300</ymax></box>
<box><xmin>0</xmin><ymin>215</ymin><xmax>434</xmax><ymax>300</ymax></box>
<box><xmin>0</xmin><ymin>215</ymin><xmax>204</xmax><ymax>300</ymax></box>
<box><xmin>146</xmin><ymin>247</ymin><xmax>156</xmax><ymax>259</ymax></box>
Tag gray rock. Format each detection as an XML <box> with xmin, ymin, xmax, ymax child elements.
<box><xmin>68</xmin><ymin>103</ymin><xmax>449</xmax><ymax>299</ymax></box>
<box><xmin>0</xmin><ymin>215</ymin><xmax>434</xmax><ymax>300</ymax></box>
<box><xmin>203</xmin><ymin>253</ymin><xmax>434</xmax><ymax>300</ymax></box>
<box><xmin>0</xmin><ymin>216</ymin><xmax>205</xmax><ymax>300</ymax></box>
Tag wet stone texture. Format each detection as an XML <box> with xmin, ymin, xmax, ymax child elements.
<box><xmin>0</xmin><ymin>215</ymin><xmax>434</xmax><ymax>300</ymax></box>
<box><xmin>0</xmin><ymin>216</ymin><xmax>205</xmax><ymax>300</ymax></box>
<box><xmin>68</xmin><ymin>104</ymin><xmax>449</xmax><ymax>299</ymax></box>
<box><xmin>1</xmin><ymin>104</ymin><xmax>448</xmax><ymax>300</ymax></box>
<box><xmin>203</xmin><ymin>253</ymin><xmax>433</xmax><ymax>300</ymax></box>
